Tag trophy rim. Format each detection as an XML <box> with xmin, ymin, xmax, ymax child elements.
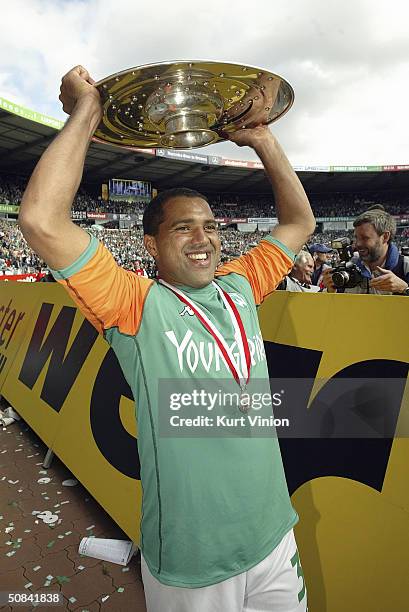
<box><xmin>94</xmin><ymin>59</ymin><xmax>293</xmax><ymax>93</ymax></box>
<box><xmin>93</xmin><ymin>59</ymin><xmax>295</xmax><ymax>150</ymax></box>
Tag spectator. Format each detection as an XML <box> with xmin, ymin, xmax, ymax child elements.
<box><xmin>277</xmin><ymin>251</ymin><xmax>320</xmax><ymax>292</ymax></box>
<box><xmin>309</xmin><ymin>243</ymin><xmax>333</xmax><ymax>286</ymax></box>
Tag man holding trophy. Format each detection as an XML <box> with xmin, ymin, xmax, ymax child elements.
<box><xmin>19</xmin><ymin>63</ymin><xmax>314</xmax><ymax>611</ymax></box>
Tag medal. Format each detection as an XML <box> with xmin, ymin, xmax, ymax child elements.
<box><xmin>239</xmin><ymin>387</ymin><xmax>251</xmax><ymax>413</ymax></box>
<box><xmin>159</xmin><ymin>279</ymin><xmax>251</xmax><ymax>412</ymax></box>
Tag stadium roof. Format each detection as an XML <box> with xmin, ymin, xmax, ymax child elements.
<box><xmin>1</xmin><ymin>97</ymin><xmax>409</xmax><ymax>196</ymax></box>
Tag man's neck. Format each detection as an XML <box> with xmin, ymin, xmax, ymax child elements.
<box><xmin>367</xmin><ymin>251</ymin><xmax>388</xmax><ymax>272</ymax></box>
<box><xmin>289</xmin><ymin>274</ymin><xmax>305</xmax><ymax>285</ymax></box>
<box><xmin>159</xmin><ymin>276</ymin><xmax>214</xmax><ymax>292</ymax></box>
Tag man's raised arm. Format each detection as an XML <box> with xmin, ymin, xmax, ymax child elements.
<box><xmin>229</xmin><ymin>127</ymin><xmax>316</xmax><ymax>254</ymax></box>
<box><xmin>18</xmin><ymin>66</ymin><xmax>103</xmax><ymax>270</ymax></box>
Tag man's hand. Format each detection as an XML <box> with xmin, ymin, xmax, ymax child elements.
<box><xmin>221</xmin><ymin>87</ymin><xmax>315</xmax><ymax>254</ymax></box>
<box><xmin>59</xmin><ymin>65</ymin><xmax>102</xmax><ymax>117</ymax></box>
<box><xmin>322</xmin><ymin>268</ymin><xmax>336</xmax><ymax>293</ymax></box>
<box><xmin>19</xmin><ymin>64</ymin><xmax>104</xmax><ymax>271</ymax></box>
<box><xmin>369</xmin><ymin>267</ymin><xmax>409</xmax><ymax>293</ymax></box>
<box><xmin>219</xmin><ymin>72</ymin><xmax>281</xmax><ymax>148</ymax></box>
<box><xmin>226</xmin><ymin>125</ymin><xmax>273</xmax><ymax>148</ymax></box>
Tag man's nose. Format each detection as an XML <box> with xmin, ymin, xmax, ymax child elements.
<box><xmin>191</xmin><ymin>227</ymin><xmax>209</xmax><ymax>244</ymax></box>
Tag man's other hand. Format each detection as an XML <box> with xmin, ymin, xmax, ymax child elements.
<box><xmin>369</xmin><ymin>267</ymin><xmax>409</xmax><ymax>293</ymax></box>
<box><xmin>59</xmin><ymin>65</ymin><xmax>102</xmax><ymax>117</ymax></box>
<box><xmin>322</xmin><ymin>268</ymin><xmax>336</xmax><ymax>293</ymax></box>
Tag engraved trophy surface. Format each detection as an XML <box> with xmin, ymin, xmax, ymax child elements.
<box><xmin>94</xmin><ymin>60</ymin><xmax>294</xmax><ymax>149</ymax></box>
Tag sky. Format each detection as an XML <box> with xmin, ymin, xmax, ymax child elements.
<box><xmin>1</xmin><ymin>0</ymin><xmax>408</xmax><ymax>165</ymax></box>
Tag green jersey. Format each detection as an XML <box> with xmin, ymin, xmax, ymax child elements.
<box><xmin>51</xmin><ymin>234</ymin><xmax>298</xmax><ymax>587</ymax></box>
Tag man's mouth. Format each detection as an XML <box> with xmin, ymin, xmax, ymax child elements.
<box><xmin>187</xmin><ymin>252</ymin><xmax>208</xmax><ymax>260</ymax></box>
<box><xmin>185</xmin><ymin>252</ymin><xmax>211</xmax><ymax>267</ymax></box>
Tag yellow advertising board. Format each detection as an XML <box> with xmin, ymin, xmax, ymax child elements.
<box><xmin>0</xmin><ymin>282</ymin><xmax>40</xmax><ymax>390</ymax></box>
<box><xmin>258</xmin><ymin>291</ymin><xmax>409</xmax><ymax>612</ymax></box>
<box><xmin>1</xmin><ymin>282</ymin><xmax>142</xmax><ymax>540</ymax></box>
<box><xmin>1</xmin><ymin>283</ymin><xmax>408</xmax><ymax>611</ymax></box>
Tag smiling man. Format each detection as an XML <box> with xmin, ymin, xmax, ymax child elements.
<box><xmin>323</xmin><ymin>206</ymin><xmax>409</xmax><ymax>294</ymax></box>
<box><xmin>142</xmin><ymin>191</ymin><xmax>221</xmax><ymax>288</ymax></box>
<box><xmin>19</xmin><ymin>65</ymin><xmax>315</xmax><ymax>612</ymax></box>
<box><xmin>277</xmin><ymin>250</ymin><xmax>320</xmax><ymax>292</ymax></box>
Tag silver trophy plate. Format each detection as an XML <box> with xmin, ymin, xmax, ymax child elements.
<box><xmin>93</xmin><ymin>60</ymin><xmax>294</xmax><ymax>150</ymax></box>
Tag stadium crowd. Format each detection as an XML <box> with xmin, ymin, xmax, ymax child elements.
<box><xmin>197</xmin><ymin>192</ymin><xmax>409</xmax><ymax>218</ymax></box>
<box><xmin>0</xmin><ymin>219</ymin><xmax>45</xmax><ymax>274</ymax></box>
<box><xmin>1</xmin><ymin>175</ymin><xmax>409</xmax><ymax>218</ymax></box>
<box><xmin>0</xmin><ymin>175</ymin><xmax>408</xmax><ymax>277</ymax></box>
<box><xmin>1</xmin><ymin>219</ymin><xmax>408</xmax><ymax>278</ymax></box>
<box><xmin>0</xmin><ymin>221</ymin><xmax>281</xmax><ymax>276</ymax></box>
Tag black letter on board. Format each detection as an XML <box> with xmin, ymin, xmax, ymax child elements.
<box><xmin>90</xmin><ymin>347</ymin><xmax>140</xmax><ymax>479</ymax></box>
<box><xmin>19</xmin><ymin>303</ymin><xmax>98</xmax><ymax>412</ymax></box>
<box><xmin>264</xmin><ymin>341</ymin><xmax>408</xmax><ymax>494</ymax></box>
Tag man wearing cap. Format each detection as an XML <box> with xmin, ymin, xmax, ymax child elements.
<box><xmin>310</xmin><ymin>243</ymin><xmax>332</xmax><ymax>287</ymax></box>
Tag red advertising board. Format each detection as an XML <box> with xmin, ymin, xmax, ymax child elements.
<box><xmin>383</xmin><ymin>165</ymin><xmax>409</xmax><ymax>171</ymax></box>
<box><xmin>87</xmin><ymin>213</ymin><xmax>107</xmax><ymax>220</ymax></box>
<box><xmin>215</xmin><ymin>217</ymin><xmax>248</xmax><ymax>224</ymax></box>
<box><xmin>0</xmin><ymin>273</ymin><xmax>46</xmax><ymax>282</ymax></box>
<box><xmin>222</xmin><ymin>158</ymin><xmax>250</xmax><ymax>168</ymax></box>
<box><xmin>221</xmin><ymin>158</ymin><xmax>263</xmax><ymax>169</ymax></box>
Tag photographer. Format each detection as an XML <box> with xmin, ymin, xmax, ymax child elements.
<box><xmin>323</xmin><ymin>206</ymin><xmax>409</xmax><ymax>294</ymax></box>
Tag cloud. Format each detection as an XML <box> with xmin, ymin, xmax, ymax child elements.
<box><xmin>0</xmin><ymin>0</ymin><xmax>408</xmax><ymax>164</ymax></box>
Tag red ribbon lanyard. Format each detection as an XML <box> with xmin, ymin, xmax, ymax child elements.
<box><xmin>158</xmin><ymin>279</ymin><xmax>251</xmax><ymax>388</ymax></box>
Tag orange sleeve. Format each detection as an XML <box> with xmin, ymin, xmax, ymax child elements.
<box><xmin>215</xmin><ymin>236</ymin><xmax>295</xmax><ymax>305</ymax></box>
<box><xmin>51</xmin><ymin>237</ymin><xmax>153</xmax><ymax>335</ymax></box>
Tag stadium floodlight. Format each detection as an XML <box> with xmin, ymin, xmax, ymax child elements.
<box><xmin>93</xmin><ymin>60</ymin><xmax>294</xmax><ymax>150</ymax></box>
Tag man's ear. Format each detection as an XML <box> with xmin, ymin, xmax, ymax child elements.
<box><xmin>382</xmin><ymin>231</ymin><xmax>391</xmax><ymax>244</ymax></box>
<box><xmin>144</xmin><ymin>234</ymin><xmax>158</xmax><ymax>258</ymax></box>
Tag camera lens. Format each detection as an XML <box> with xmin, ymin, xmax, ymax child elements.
<box><xmin>332</xmin><ymin>270</ymin><xmax>350</xmax><ymax>288</ymax></box>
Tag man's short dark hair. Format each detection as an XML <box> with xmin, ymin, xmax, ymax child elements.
<box><xmin>142</xmin><ymin>188</ymin><xmax>209</xmax><ymax>235</ymax></box>
<box><xmin>353</xmin><ymin>206</ymin><xmax>396</xmax><ymax>243</ymax></box>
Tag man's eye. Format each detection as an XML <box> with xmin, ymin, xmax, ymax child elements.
<box><xmin>205</xmin><ymin>225</ymin><xmax>217</xmax><ymax>231</ymax></box>
<box><xmin>177</xmin><ymin>226</ymin><xmax>189</xmax><ymax>231</ymax></box>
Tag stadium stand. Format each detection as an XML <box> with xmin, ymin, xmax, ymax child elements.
<box><xmin>0</xmin><ymin>173</ymin><xmax>408</xmax><ymax>276</ymax></box>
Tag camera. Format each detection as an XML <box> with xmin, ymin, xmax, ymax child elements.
<box><xmin>330</xmin><ymin>237</ymin><xmax>364</xmax><ymax>289</ymax></box>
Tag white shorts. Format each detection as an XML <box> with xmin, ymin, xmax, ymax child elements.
<box><xmin>141</xmin><ymin>529</ymin><xmax>308</xmax><ymax>612</ymax></box>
